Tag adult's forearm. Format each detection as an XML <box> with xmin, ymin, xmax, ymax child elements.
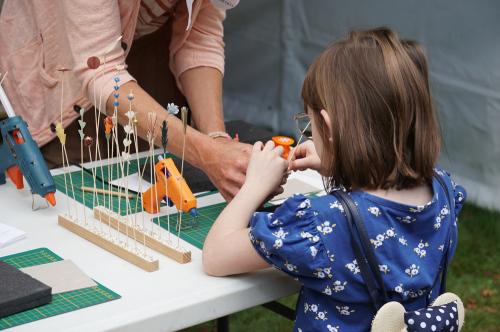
<box><xmin>105</xmin><ymin>80</ymin><xmax>213</xmax><ymax>169</ymax></box>
<box><xmin>180</xmin><ymin>66</ymin><xmax>225</xmax><ymax>134</ymax></box>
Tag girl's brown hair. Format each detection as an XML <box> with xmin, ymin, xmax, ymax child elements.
<box><xmin>302</xmin><ymin>27</ymin><xmax>440</xmax><ymax>191</ymax></box>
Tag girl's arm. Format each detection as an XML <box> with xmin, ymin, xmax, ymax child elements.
<box><xmin>203</xmin><ymin>141</ymin><xmax>289</xmax><ymax>276</ymax></box>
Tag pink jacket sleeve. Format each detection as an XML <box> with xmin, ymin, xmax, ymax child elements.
<box><xmin>61</xmin><ymin>0</ymin><xmax>136</xmax><ymax>113</ymax></box>
<box><xmin>170</xmin><ymin>0</ymin><xmax>226</xmax><ymax>92</ymax></box>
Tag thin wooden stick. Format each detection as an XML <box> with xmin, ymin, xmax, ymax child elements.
<box><xmin>176</xmin><ymin>107</ymin><xmax>189</xmax><ymax>247</ymax></box>
<box><xmin>131</xmin><ymin>116</ymin><xmax>148</xmax><ymax>255</ymax></box>
<box><xmin>81</xmin><ymin>186</ymin><xmax>135</xmax><ymax>199</ymax></box>
<box><xmin>0</xmin><ymin>71</ymin><xmax>7</xmax><ymax>86</ymax></box>
<box><xmin>287</xmin><ymin>120</ymin><xmax>311</xmax><ymax>163</ymax></box>
<box><xmin>147</xmin><ymin>113</ymin><xmax>162</xmax><ymax>240</ymax></box>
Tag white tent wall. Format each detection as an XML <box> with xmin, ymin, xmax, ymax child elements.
<box><xmin>223</xmin><ymin>0</ymin><xmax>500</xmax><ymax>211</ymax></box>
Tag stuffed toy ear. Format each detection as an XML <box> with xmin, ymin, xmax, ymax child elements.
<box><xmin>432</xmin><ymin>292</ymin><xmax>465</xmax><ymax>330</ymax></box>
<box><xmin>371</xmin><ymin>301</ymin><xmax>407</xmax><ymax>332</ymax></box>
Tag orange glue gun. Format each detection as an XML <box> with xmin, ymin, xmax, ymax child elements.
<box><xmin>142</xmin><ymin>157</ymin><xmax>198</xmax><ymax>217</ymax></box>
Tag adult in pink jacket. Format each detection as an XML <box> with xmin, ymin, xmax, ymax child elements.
<box><xmin>0</xmin><ymin>0</ymin><xmax>246</xmax><ymax>200</ymax></box>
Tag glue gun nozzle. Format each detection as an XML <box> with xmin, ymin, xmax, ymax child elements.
<box><xmin>44</xmin><ymin>192</ymin><xmax>56</xmax><ymax>206</ymax></box>
<box><xmin>189</xmin><ymin>208</ymin><xmax>198</xmax><ymax>218</ymax></box>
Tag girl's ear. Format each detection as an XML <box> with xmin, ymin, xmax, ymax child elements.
<box><xmin>320</xmin><ymin>109</ymin><xmax>333</xmax><ymax>141</ymax></box>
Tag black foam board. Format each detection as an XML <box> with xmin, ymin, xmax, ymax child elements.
<box><xmin>0</xmin><ymin>261</ymin><xmax>52</xmax><ymax>318</ymax></box>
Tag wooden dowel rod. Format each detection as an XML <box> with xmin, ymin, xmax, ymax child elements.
<box><xmin>80</xmin><ymin>186</ymin><xmax>135</xmax><ymax>199</ymax></box>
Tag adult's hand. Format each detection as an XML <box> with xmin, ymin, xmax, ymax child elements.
<box><xmin>202</xmin><ymin>139</ymin><xmax>252</xmax><ymax>201</ymax></box>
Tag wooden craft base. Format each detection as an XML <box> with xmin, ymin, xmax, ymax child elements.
<box><xmin>93</xmin><ymin>206</ymin><xmax>191</xmax><ymax>264</ymax></box>
<box><xmin>58</xmin><ymin>214</ymin><xmax>159</xmax><ymax>272</ymax></box>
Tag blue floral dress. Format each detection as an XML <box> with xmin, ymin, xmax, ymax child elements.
<box><xmin>249</xmin><ymin>170</ymin><xmax>466</xmax><ymax>331</ymax></box>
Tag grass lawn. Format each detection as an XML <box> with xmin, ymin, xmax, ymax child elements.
<box><xmin>183</xmin><ymin>203</ymin><xmax>499</xmax><ymax>331</ymax></box>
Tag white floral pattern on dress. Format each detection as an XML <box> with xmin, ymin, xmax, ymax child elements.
<box><xmin>316</xmin><ymin>310</ymin><xmax>328</xmax><ymax>321</ymax></box>
<box><xmin>304</xmin><ymin>303</ymin><xmax>328</xmax><ymax>321</ymax></box>
<box><xmin>394</xmin><ymin>283</ymin><xmax>404</xmax><ymax>294</ymax></box>
<box><xmin>310</xmin><ymin>246</ymin><xmax>318</xmax><ymax>258</ymax></box>
<box><xmin>379</xmin><ymin>264</ymin><xmax>390</xmax><ymax>274</ymax></box>
<box><xmin>370</xmin><ymin>227</ymin><xmax>397</xmax><ymax>248</ymax></box>
<box><xmin>296</xmin><ymin>210</ymin><xmax>307</xmax><ymax>218</ymax></box>
<box><xmin>327</xmin><ymin>324</ymin><xmax>340</xmax><ymax>332</ymax></box>
<box><xmin>272</xmin><ymin>227</ymin><xmax>288</xmax><ymax>250</ymax></box>
<box><xmin>317</xmin><ymin>221</ymin><xmax>336</xmax><ymax>235</ymax></box>
<box><xmin>314</xmin><ymin>267</ymin><xmax>333</xmax><ymax>279</ymax></box>
<box><xmin>273</xmin><ymin>239</ymin><xmax>283</xmax><ymax>249</ymax></box>
<box><xmin>329</xmin><ymin>201</ymin><xmax>345</xmax><ymax>213</ymax></box>
<box><xmin>300</xmin><ymin>231</ymin><xmax>320</xmax><ymax>243</ymax></box>
<box><xmin>404</xmin><ymin>289</ymin><xmax>425</xmax><ymax>298</ymax></box>
<box><xmin>368</xmin><ymin>206</ymin><xmax>381</xmax><ymax>217</ymax></box>
<box><xmin>396</xmin><ymin>215</ymin><xmax>416</xmax><ymax>224</ymax></box>
<box><xmin>409</xmin><ymin>205</ymin><xmax>426</xmax><ymax>213</ymax></box>
<box><xmin>434</xmin><ymin>204</ymin><xmax>450</xmax><ymax>230</ymax></box>
<box><xmin>405</xmin><ymin>264</ymin><xmax>420</xmax><ymax>277</ymax></box>
<box><xmin>271</xmin><ymin>218</ymin><xmax>283</xmax><ymax>226</ymax></box>
<box><xmin>332</xmin><ymin>280</ymin><xmax>347</xmax><ymax>292</ymax></box>
<box><xmin>399</xmin><ymin>236</ymin><xmax>408</xmax><ymax>246</ymax></box>
<box><xmin>336</xmin><ymin>305</ymin><xmax>355</xmax><ymax>316</ymax></box>
<box><xmin>414</xmin><ymin>240</ymin><xmax>429</xmax><ymax>258</ymax></box>
<box><xmin>346</xmin><ymin>259</ymin><xmax>360</xmax><ymax>274</ymax></box>
<box><xmin>284</xmin><ymin>261</ymin><xmax>298</xmax><ymax>273</ymax></box>
<box><xmin>299</xmin><ymin>199</ymin><xmax>311</xmax><ymax>209</ymax></box>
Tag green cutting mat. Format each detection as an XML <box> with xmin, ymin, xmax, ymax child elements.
<box><xmin>151</xmin><ymin>202</ymin><xmax>227</xmax><ymax>250</ymax></box>
<box><xmin>53</xmin><ymin>156</ymin><xmax>165</xmax><ymax>216</ymax></box>
<box><xmin>0</xmin><ymin>248</ymin><xmax>120</xmax><ymax>330</ymax></box>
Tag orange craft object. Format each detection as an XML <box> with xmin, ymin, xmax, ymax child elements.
<box><xmin>104</xmin><ymin>116</ymin><xmax>113</xmax><ymax>135</ymax></box>
<box><xmin>142</xmin><ymin>158</ymin><xmax>196</xmax><ymax>214</ymax></box>
<box><xmin>272</xmin><ymin>136</ymin><xmax>295</xmax><ymax>159</ymax></box>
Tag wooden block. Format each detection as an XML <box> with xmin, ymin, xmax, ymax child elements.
<box><xmin>58</xmin><ymin>214</ymin><xmax>159</xmax><ymax>272</ymax></box>
<box><xmin>93</xmin><ymin>206</ymin><xmax>191</xmax><ymax>264</ymax></box>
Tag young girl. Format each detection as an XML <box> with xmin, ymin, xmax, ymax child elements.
<box><xmin>203</xmin><ymin>27</ymin><xmax>466</xmax><ymax>331</ymax></box>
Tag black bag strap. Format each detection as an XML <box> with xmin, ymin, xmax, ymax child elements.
<box><xmin>434</xmin><ymin>173</ymin><xmax>455</xmax><ymax>294</ymax></box>
<box><xmin>332</xmin><ymin>190</ymin><xmax>389</xmax><ymax>310</ymax></box>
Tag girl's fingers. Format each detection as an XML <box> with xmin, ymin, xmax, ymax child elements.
<box><xmin>290</xmin><ymin>145</ymin><xmax>306</xmax><ymax>161</ymax></box>
<box><xmin>289</xmin><ymin>158</ymin><xmax>310</xmax><ymax>171</ymax></box>
<box><xmin>263</xmin><ymin>140</ymin><xmax>275</xmax><ymax>152</ymax></box>
<box><xmin>252</xmin><ymin>141</ymin><xmax>263</xmax><ymax>154</ymax></box>
<box><xmin>273</xmin><ymin>145</ymin><xmax>284</xmax><ymax>156</ymax></box>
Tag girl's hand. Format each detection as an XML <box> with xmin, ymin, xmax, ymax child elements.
<box><xmin>243</xmin><ymin>141</ymin><xmax>289</xmax><ymax>201</ymax></box>
<box><xmin>289</xmin><ymin>140</ymin><xmax>322</xmax><ymax>172</ymax></box>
